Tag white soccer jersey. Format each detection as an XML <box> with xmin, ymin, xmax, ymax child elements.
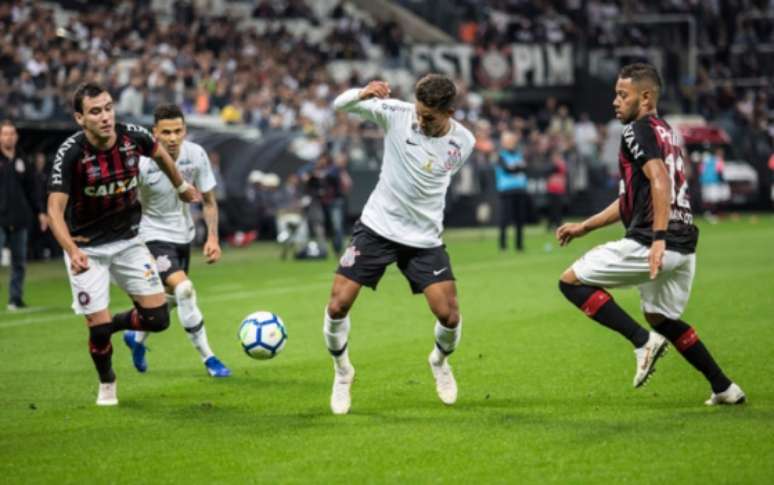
<box><xmin>138</xmin><ymin>140</ymin><xmax>216</xmax><ymax>244</ymax></box>
<box><xmin>333</xmin><ymin>88</ymin><xmax>475</xmax><ymax>248</ymax></box>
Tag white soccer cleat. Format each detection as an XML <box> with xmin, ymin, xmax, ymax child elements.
<box><xmin>705</xmin><ymin>382</ymin><xmax>746</xmax><ymax>406</ymax></box>
<box><xmin>330</xmin><ymin>364</ymin><xmax>355</xmax><ymax>415</ymax></box>
<box><xmin>633</xmin><ymin>332</ymin><xmax>668</xmax><ymax>388</ymax></box>
<box><xmin>429</xmin><ymin>353</ymin><xmax>458</xmax><ymax>405</ymax></box>
<box><xmin>96</xmin><ymin>381</ymin><xmax>118</xmax><ymax>406</ymax></box>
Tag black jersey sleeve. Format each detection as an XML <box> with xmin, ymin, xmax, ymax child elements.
<box><xmin>48</xmin><ymin>134</ymin><xmax>81</xmax><ymax>194</ymax></box>
<box><xmin>124</xmin><ymin>123</ymin><xmax>158</xmax><ymax>156</ymax></box>
<box><xmin>630</xmin><ymin>119</ymin><xmax>663</xmax><ymax>167</ymax></box>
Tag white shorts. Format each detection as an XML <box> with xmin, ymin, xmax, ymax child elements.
<box><xmin>63</xmin><ymin>237</ymin><xmax>164</xmax><ymax>315</ymax></box>
<box><xmin>572</xmin><ymin>238</ymin><xmax>696</xmax><ymax>320</ymax></box>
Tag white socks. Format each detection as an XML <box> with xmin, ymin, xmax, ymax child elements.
<box><xmin>323</xmin><ymin>307</ymin><xmax>351</xmax><ymax>369</ymax></box>
<box><xmin>176</xmin><ymin>280</ymin><xmax>213</xmax><ymax>361</ymax></box>
<box><xmin>431</xmin><ymin>319</ymin><xmax>462</xmax><ymax>364</ymax></box>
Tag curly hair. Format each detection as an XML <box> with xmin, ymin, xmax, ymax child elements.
<box><xmin>415</xmin><ymin>74</ymin><xmax>456</xmax><ymax>112</ymax></box>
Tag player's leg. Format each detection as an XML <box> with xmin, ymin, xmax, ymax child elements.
<box><xmin>498</xmin><ymin>193</ymin><xmax>511</xmax><ymax>250</ymax></box>
<box><xmin>640</xmin><ymin>254</ymin><xmax>744</xmax><ymax>404</ymax></box>
<box><xmin>326</xmin><ymin>222</ymin><xmax>394</xmax><ymax>414</ymax></box>
<box><xmin>514</xmin><ymin>192</ymin><xmax>526</xmax><ymax>251</ymax></box>
<box><xmin>64</xmin><ymin>249</ymin><xmax>119</xmax><ymax>405</ymax></box>
<box><xmin>400</xmin><ymin>244</ymin><xmax>460</xmax><ymax>404</ymax></box>
<box><xmin>558</xmin><ymin>239</ymin><xmax>667</xmax><ymax>387</ymax></box>
<box><xmin>423</xmin><ymin>280</ymin><xmax>460</xmax><ymax>405</ymax></box>
<box><xmin>166</xmin><ymin>268</ymin><xmax>231</xmax><ymax>377</ymax></box>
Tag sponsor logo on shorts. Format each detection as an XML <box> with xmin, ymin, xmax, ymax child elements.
<box><xmin>77</xmin><ymin>291</ymin><xmax>90</xmax><ymax>306</ymax></box>
<box><xmin>143</xmin><ymin>263</ymin><xmax>160</xmax><ymax>285</ymax></box>
<box><xmin>155</xmin><ymin>254</ymin><xmax>172</xmax><ymax>273</ymax></box>
<box><xmin>433</xmin><ymin>267</ymin><xmax>448</xmax><ymax>276</ymax></box>
<box><xmin>339</xmin><ymin>245</ymin><xmax>360</xmax><ymax>268</ymax></box>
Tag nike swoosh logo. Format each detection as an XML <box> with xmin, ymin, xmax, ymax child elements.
<box><xmin>433</xmin><ymin>267</ymin><xmax>448</xmax><ymax>276</ymax></box>
<box><xmin>406</xmin><ymin>139</ymin><xmax>419</xmax><ymax>146</ymax></box>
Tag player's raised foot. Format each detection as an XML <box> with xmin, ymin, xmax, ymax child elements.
<box><xmin>123</xmin><ymin>331</ymin><xmax>148</xmax><ymax>373</ymax></box>
<box><xmin>428</xmin><ymin>352</ymin><xmax>458</xmax><ymax>405</ymax></box>
<box><xmin>330</xmin><ymin>364</ymin><xmax>355</xmax><ymax>415</ymax></box>
<box><xmin>705</xmin><ymin>382</ymin><xmax>746</xmax><ymax>406</ymax></box>
<box><xmin>633</xmin><ymin>332</ymin><xmax>668</xmax><ymax>388</ymax></box>
<box><xmin>96</xmin><ymin>381</ymin><xmax>118</xmax><ymax>406</ymax></box>
<box><xmin>204</xmin><ymin>356</ymin><xmax>232</xmax><ymax>377</ymax></box>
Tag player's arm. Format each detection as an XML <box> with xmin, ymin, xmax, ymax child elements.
<box><xmin>151</xmin><ymin>143</ymin><xmax>200</xmax><ymax>203</ymax></box>
<box><xmin>642</xmin><ymin>158</ymin><xmax>670</xmax><ymax>279</ymax></box>
<box><xmin>332</xmin><ymin>81</ymin><xmax>392</xmax><ymax>129</ymax></box>
<box><xmin>556</xmin><ymin>199</ymin><xmax>621</xmax><ymax>247</ymax></box>
<box><xmin>47</xmin><ymin>192</ymin><xmax>89</xmax><ymax>274</ymax></box>
<box><xmin>201</xmin><ymin>190</ymin><xmax>221</xmax><ymax>264</ymax></box>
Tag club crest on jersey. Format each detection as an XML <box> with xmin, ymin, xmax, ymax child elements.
<box><xmin>126</xmin><ymin>156</ymin><xmax>137</xmax><ymax>168</ymax></box>
<box><xmin>84</xmin><ymin>176</ymin><xmax>138</xmax><ymax>196</ymax></box>
<box><xmin>86</xmin><ymin>164</ymin><xmax>102</xmax><ymax>178</ymax></box>
<box><xmin>447</xmin><ymin>147</ymin><xmax>462</xmax><ymax>166</ymax></box>
<box><xmin>339</xmin><ymin>245</ymin><xmax>360</xmax><ymax>267</ymax></box>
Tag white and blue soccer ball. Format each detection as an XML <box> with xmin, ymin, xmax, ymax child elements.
<box><xmin>239</xmin><ymin>311</ymin><xmax>287</xmax><ymax>360</ymax></box>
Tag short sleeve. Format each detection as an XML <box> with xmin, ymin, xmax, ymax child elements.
<box><xmin>631</xmin><ymin>120</ymin><xmax>663</xmax><ymax>167</ymax></box>
<box><xmin>48</xmin><ymin>135</ymin><xmax>80</xmax><ymax>194</ymax></box>
<box><xmin>124</xmin><ymin>123</ymin><xmax>157</xmax><ymax>156</ymax></box>
<box><xmin>195</xmin><ymin>146</ymin><xmax>217</xmax><ymax>193</ymax></box>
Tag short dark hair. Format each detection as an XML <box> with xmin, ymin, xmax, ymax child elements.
<box><xmin>154</xmin><ymin>103</ymin><xmax>185</xmax><ymax>125</ymax></box>
<box><xmin>0</xmin><ymin>119</ymin><xmax>15</xmax><ymax>130</ymax></box>
<box><xmin>415</xmin><ymin>74</ymin><xmax>457</xmax><ymax>112</ymax></box>
<box><xmin>618</xmin><ymin>63</ymin><xmax>662</xmax><ymax>93</ymax></box>
<box><xmin>73</xmin><ymin>82</ymin><xmax>108</xmax><ymax>113</ymax></box>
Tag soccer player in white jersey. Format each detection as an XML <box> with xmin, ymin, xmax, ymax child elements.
<box><xmin>323</xmin><ymin>74</ymin><xmax>476</xmax><ymax>414</ymax></box>
<box><xmin>123</xmin><ymin>104</ymin><xmax>231</xmax><ymax>377</ymax></box>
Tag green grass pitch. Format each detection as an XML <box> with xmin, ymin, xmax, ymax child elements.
<box><xmin>1</xmin><ymin>217</ymin><xmax>773</xmax><ymax>483</ymax></box>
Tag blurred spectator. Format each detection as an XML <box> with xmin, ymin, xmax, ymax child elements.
<box><xmin>494</xmin><ymin>131</ymin><xmax>529</xmax><ymax>252</ymax></box>
<box><xmin>700</xmin><ymin>147</ymin><xmax>730</xmax><ymax>220</ymax></box>
<box><xmin>29</xmin><ymin>152</ymin><xmax>59</xmax><ymax>260</ymax></box>
<box><xmin>546</xmin><ymin>148</ymin><xmax>568</xmax><ymax>230</ymax></box>
<box><xmin>0</xmin><ymin>120</ymin><xmax>46</xmax><ymax>310</ymax></box>
<box><xmin>300</xmin><ymin>150</ymin><xmax>351</xmax><ymax>255</ymax></box>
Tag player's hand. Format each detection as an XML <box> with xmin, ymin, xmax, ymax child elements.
<box><xmin>359</xmin><ymin>80</ymin><xmax>391</xmax><ymax>100</ymax></box>
<box><xmin>203</xmin><ymin>237</ymin><xmax>221</xmax><ymax>264</ymax></box>
<box><xmin>177</xmin><ymin>184</ymin><xmax>201</xmax><ymax>203</ymax></box>
<box><xmin>556</xmin><ymin>222</ymin><xmax>587</xmax><ymax>246</ymax></box>
<box><xmin>68</xmin><ymin>248</ymin><xmax>89</xmax><ymax>274</ymax></box>
<box><xmin>648</xmin><ymin>239</ymin><xmax>666</xmax><ymax>279</ymax></box>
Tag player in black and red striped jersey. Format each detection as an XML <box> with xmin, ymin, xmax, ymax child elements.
<box><xmin>47</xmin><ymin>83</ymin><xmax>200</xmax><ymax>406</ymax></box>
<box><xmin>555</xmin><ymin>64</ymin><xmax>744</xmax><ymax>405</ymax></box>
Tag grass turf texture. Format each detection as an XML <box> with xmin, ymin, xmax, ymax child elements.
<box><xmin>1</xmin><ymin>216</ymin><xmax>773</xmax><ymax>483</ymax></box>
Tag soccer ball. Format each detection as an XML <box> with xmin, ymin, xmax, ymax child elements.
<box><xmin>239</xmin><ymin>311</ymin><xmax>287</xmax><ymax>360</ymax></box>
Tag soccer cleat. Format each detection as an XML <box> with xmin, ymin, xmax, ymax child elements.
<box><xmin>330</xmin><ymin>364</ymin><xmax>355</xmax><ymax>415</ymax></box>
<box><xmin>428</xmin><ymin>352</ymin><xmax>458</xmax><ymax>405</ymax></box>
<box><xmin>96</xmin><ymin>382</ymin><xmax>118</xmax><ymax>406</ymax></box>
<box><xmin>204</xmin><ymin>356</ymin><xmax>232</xmax><ymax>377</ymax></box>
<box><xmin>7</xmin><ymin>300</ymin><xmax>27</xmax><ymax>311</ymax></box>
<box><xmin>123</xmin><ymin>331</ymin><xmax>148</xmax><ymax>373</ymax></box>
<box><xmin>633</xmin><ymin>332</ymin><xmax>668</xmax><ymax>388</ymax></box>
<box><xmin>705</xmin><ymin>382</ymin><xmax>746</xmax><ymax>406</ymax></box>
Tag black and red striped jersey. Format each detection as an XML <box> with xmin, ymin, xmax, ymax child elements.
<box><xmin>48</xmin><ymin>123</ymin><xmax>157</xmax><ymax>247</ymax></box>
<box><xmin>618</xmin><ymin>115</ymin><xmax>698</xmax><ymax>254</ymax></box>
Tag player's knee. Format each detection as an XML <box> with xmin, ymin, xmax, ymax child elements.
<box><xmin>644</xmin><ymin>312</ymin><xmax>666</xmax><ymax>326</ymax></box>
<box><xmin>88</xmin><ymin>323</ymin><xmax>112</xmax><ymax>350</ymax></box>
<box><xmin>136</xmin><ymin>303</ymin><xmax>170</xmax><ymax>332</ymax></box>
<box><xmin>174</xmin><ymin>279</ymin><xmax>195</xmax><ymax>305</ymax></box>
<box><xmin>559</xmin><ymin>268</ymin><xmax>579</xmax><ymax>285</ymax></box>
<box><xmin>327</xmin><ymin>297</ymin><xmax>351</xmax><ymax>320</ymax></box>
<box><xmin>433</xmin><ymin>297</ymin><xmax>460</xmax><ymax>327</ymax></box>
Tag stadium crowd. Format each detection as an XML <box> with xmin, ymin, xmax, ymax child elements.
<box><xmin>0</xmin><ymin>0</ymin><xmax>772</xmax><ymax>258</ymax></box>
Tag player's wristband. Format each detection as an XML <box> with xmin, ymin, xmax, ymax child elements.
<box><xmin>176</xmin><ymin>181</ymin><xmax>191</xmax><ymax>194</ymax></box>
<box><xmin>652</xmin><ymin>230</ymin><xmax>667</xmax><ymax>241</ymax></box>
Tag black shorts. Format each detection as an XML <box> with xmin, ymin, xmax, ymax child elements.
<box><xmin>336</xmin><ymin>221</ymin><xmax>455</xmax><ymax>294</ymax></box>
<box><xmin>145</xmin><ymin>240</ymin><xmax>191</xmax><ymax>283</ymax></box>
